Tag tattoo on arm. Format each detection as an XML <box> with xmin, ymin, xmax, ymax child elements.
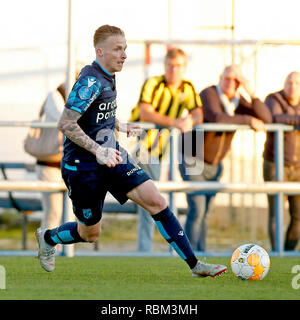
<box><xmin>57</xmin><ymin>108</ymin><xmax>99</xmax><ymax>155</ymax></box>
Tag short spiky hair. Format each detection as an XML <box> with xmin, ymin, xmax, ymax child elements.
<box><xmin>93</xmin><ymin>25</ymin><xmax>125</xmax><ymax>48</ymax></box>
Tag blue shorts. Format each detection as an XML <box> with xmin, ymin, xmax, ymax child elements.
<box><xmin>61</xmin><ymin>147</ymin><xmax>150</xmax><ymax>226</ymax></box>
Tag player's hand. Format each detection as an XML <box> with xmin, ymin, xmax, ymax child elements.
<box><xmin>126</xmin><ymin>123</ymin><xmax>143</xmax><ymax>137</ymax></box>
<box><xmin>174</xmin><ymin>115</ymin><xmax>194</xmax><ymax>132</ymax></box>
<box><xmin>96</xmin><ymin>146</ymin><xmax>123</xmax><ymax>167</ymax></box>
<box><xmin>116</xmin><ymin>121</ymin><xmax>143</xmax><ymax>137</ymax></box>
<box><xmin>250</xmin><ymin>117</ymin><xmax>265</xmax><ymax>132</ymax></box>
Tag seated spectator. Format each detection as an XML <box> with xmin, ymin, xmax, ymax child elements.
<box><xmin>263</xmin><ymin>71</ymin><xmax>300</xmax><ymax>251</ymax></box>
<box><xmin>179</xmin><ymin>65</ymin><xmax>272</xmax><ymax>251</ymax></box>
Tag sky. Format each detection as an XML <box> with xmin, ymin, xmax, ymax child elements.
<box><xmin>1</xmin><ymin>0</ymin><xmax>300</xmax><ymax>48</ymax></box>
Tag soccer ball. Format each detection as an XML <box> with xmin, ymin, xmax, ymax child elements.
<box><xmin>231</xmin><ymin>243</ymin><xmax>270</xmax><ymax>280</ymax></box>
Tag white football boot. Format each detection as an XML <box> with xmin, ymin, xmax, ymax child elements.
<box><xmin>191</xmin><ymin>259</ymin><xmax>227</xmax><ymax>278</ymax></box>
<box><xmin>35</xmin><ymin>228</ymin><xmax>56</xmax><ymax>272</ymax></box>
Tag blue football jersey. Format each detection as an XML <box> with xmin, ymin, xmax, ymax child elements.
<box><xmin>63</xmin><ymin>60</ymin><xmax>118</xmax><ymax>161</ymax></box>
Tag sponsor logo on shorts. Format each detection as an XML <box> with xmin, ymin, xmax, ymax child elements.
<box><xmin>126</xmin><ymin>165</ymin><xmax>141</xmax><ymax>176</ymax></box>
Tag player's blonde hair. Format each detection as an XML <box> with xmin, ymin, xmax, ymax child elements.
<box><xmin>93</xmin><ymin>25</ymin><xmax>125</xmax><ymax>48</ymax></box>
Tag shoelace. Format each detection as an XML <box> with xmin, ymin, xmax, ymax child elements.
<box><xmin>198</xmin><ymin>257</ymin><xmax>207</xmax><ymax>265</ymax></box>
<box><xmin>192</xmin><ymin>258</ymin><xmax>208</xmax><ymax>272</ymax></box>
<box><xmin>44</xmin><ymin>246</ymin><xmax>56</xmax><ymax>257</ymax></box>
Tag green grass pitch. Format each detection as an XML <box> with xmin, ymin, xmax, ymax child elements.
<box><xmin>0</xmin><ymin>256</ymin><xmax>299</xmax><ymax>300</ymax></box>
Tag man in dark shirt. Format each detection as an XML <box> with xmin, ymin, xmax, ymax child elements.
<box><xmin>179</xmin><ymin>65</ymin><xmax>272</xmax><ymax>251</ymax></box>
<box><xmin>34</xmin><ymin>24</ymin><xmax>226</xmax><ymax>278</ymax></box>
<box><xmin>263</xmin><ymin>71</ymin><xmax>300</xmax><ymax>251</ymax></box>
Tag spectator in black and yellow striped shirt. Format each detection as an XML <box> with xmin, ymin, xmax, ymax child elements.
<box><xmin>129</xmin><ymin>48</ymin><xmax>203</xmax><ymax>252</ymax></box>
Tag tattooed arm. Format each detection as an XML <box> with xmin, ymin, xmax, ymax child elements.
<box><xmin>58</xmin><ymin>108</ymin><xmax>98</xmax><ymax>155</ymax></box>
<box><xmin>57</xmin><ymin>108</ymin><xmax>122</xmax><ymax>167</ymax></box>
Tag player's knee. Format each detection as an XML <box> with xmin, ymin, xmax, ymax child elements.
<box><xmin>79</xmin><ymin>223</ymin><xmax>101</xmax><ymax>243</ymax></box>
<box><xmin>148</xmin><ymin>193</ymin><xmax>167</xmax><ymax>212</ymax></box>
<box><xmin>157</xmin><ymin>195</ymin><xmax>168</xmax><ymax>209</ymax></box>
<box><xmin>86</xmin><ymin>235</ymin><xmax>99</xmax><ymax>243</ymax></box>
<box><xmin>83</xmin><ymin>228</ymin><xmax>101</xmax><ymax>243</ymax></box>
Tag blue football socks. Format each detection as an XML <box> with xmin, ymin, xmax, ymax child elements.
<box><xmin>152</xmin><ymin>207</ymin><xmax>198</xmax><ymax>269</ymax></box>
<box><xmin>43</xmin><ymin>208</ymin><xmax>198</xmax><ymax>270</ymax></box>
<box><xmin>44</xmin><ymin>222</ymin><xmax>86</xmax><ymax>246</ymax></box>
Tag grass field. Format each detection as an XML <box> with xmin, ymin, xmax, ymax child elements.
<box><xmin>0</xmin><ymin>256</ymin><xmax>299</xmax><ymax>300</ymax></box>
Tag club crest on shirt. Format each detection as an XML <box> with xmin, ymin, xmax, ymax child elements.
<box><xmin>78</xmin><ymin>86</ymin><xmax>93</xmax><ymax>100</ymax></box>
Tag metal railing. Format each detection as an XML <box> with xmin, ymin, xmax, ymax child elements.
<box><xmin>0</xmin><ymin>121</ymin><xmax>299</xmax><ymax>257</ymax></box>
<box><xmin>187</xmin><ymin>123</ymin><xmax>297</xmax><ymax>256</ymax></box>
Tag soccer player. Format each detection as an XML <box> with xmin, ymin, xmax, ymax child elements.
<box><xmin>35</xmin><ymin>24</ymin><xmax>227</xmax><ymax>278</ymax></box>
